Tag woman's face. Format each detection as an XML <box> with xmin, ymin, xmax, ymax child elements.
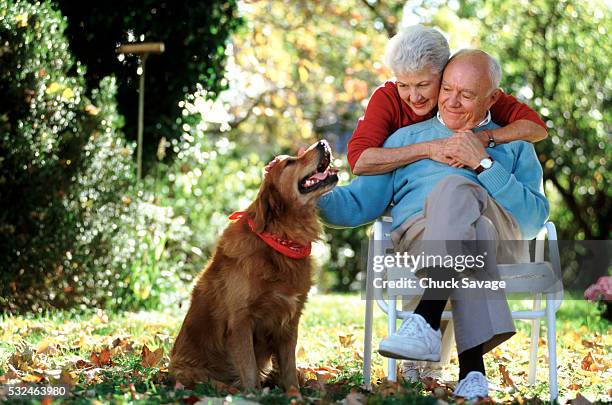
<box><xmin>395</xmin><ymin>67</ymin><xmax>442</xmax><ymax>116</ymax></box>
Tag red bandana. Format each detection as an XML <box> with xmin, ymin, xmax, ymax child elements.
<box><xmin>228</xmin><ymin>211</ymin><xmax>312</xmax><ymax>259</ymax></box>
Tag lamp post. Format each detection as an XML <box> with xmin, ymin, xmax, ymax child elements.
<box><xmin>117</xmin><ymin>42</ymin><xmax>165</xmax><ymax>180</ymax></box>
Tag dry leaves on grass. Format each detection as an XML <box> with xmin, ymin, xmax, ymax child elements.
<box><xmin>90</xmin><ymin>347</ymin><xmax>112</xmax><ymax>367</ymax></box>
<box><xmin>140</xmin><ymin>344</ymin><xmax>164</xmax><ymax>368</ymax></box>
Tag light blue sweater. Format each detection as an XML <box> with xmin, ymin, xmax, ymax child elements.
<box><xmin>318</xmin><ymin>117</ymin><xmax>549</xmax><ymax>240</ymax></box>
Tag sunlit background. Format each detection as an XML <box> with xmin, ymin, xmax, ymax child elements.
<box><xmin>0</xmin><ymin>0</ymin><xmax>609</xmax><ymax>314</ymax></box>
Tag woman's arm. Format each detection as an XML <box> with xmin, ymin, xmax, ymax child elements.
<box><xmin>487</xmin><ymin>92</ymin><xmax>548</xmax><ymax>146</ymax></box>
<box><xmin>352</xmin><ymin>139</ymin><xmax>448</xmax><ymax>175</ymax></box>
<box><xmin>477</xmin><ymin>120</ymin><xmax>547</xmax><ymax>146</ymax></box>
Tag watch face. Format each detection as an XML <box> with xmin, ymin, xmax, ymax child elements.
<box><xmin>481</xmin><ymin>158</ymin><xmax>493</xmax><ymax>169</ymax></box>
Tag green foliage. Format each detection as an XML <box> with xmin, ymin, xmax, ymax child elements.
<box><xmin>56</xmin><ymin>0</ymin><xmax>243</xmax><ymax>172</ymax></box>
<box><xmin>0</xmin><ymin>0</ymin><xmax>137</xmax><ymax>312</ymax></box>
<box><xmin>451</xmin><ymin>0</ymin><xmax>611</xmax><ymax>239</ymax></box>
<box><xmin>145</xmin><ymin>126</ymin><xmax>264</xmax><ymax>279</ymax></box>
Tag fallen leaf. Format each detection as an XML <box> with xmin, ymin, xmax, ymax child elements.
<box><xmin>498</xmin><ymin>364</ymin><xmax>516</xmax><ymax>388</ymax></box>
<box><xmin>140</xmin><ymin>344</ymin><xmax>164</xmax><ymax>368</ymax></box>
<box><xmin>36</xmin><ymin>340</ymin><xmax>57</xmax><ymax>356</ymax></box>
<box><xmin>90</xmin><ymin>347</ymin><xmax>112</xmax><ymax>367</ymax></box>
<box><xmin>581</xmin><ymin>352</ymin><xmax>594</xmax><ymax>371</ymax></box>
<box><xmin>22</xmin><ymin>373</ymin><xmax>43</xmax><ymax>382</ymax></box>
<box><xmin>339</xmin><ymin>334</ymin><xmax>355</xmax><ymax>347</ymax></box>
<box><xmin>74</xmin><ymin>359</ymin><xmax>92</xmax><ymax>369</ymax></box>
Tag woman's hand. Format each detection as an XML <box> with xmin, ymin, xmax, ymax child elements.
<box><xmin>442</xmin><ymin>131</ymin><xmax>489</xmax><ymax>169</ymax></box>
<box><xmin>427</xmin><ymin>139</ymin><xmax>464</xmax><ymax>168</ymax></box>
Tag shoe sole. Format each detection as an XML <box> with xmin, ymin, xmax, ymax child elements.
<box><xmin>378</xmin><ymin>348</ymin><xmax>441</xmax><ymax>362</ymax></box>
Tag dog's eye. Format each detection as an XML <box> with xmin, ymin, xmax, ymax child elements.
<box><xmin>285</xmin><ymin>160</ymin><xmax>296</xmax><ymax>166</ymax></box>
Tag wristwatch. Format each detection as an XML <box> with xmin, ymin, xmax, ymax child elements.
<box><xmin>486</xmin><ymin>131</ymin><xmax>496</xmax><ymax>148</ymax></box>
<box><xmin>475</xmin><ymin>157</ymin><xmax>494</xmax><ymax>174</ymax></box>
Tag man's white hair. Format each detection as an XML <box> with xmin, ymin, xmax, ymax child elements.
<box><xmin>384</xmin><ymin>25</ymin><xmax>450</xmax><ymax>75</ymax></box>
<box><xmin>450</xmin><ymin>49</ymin><xmax>502</xmax><ymax>89</ymax></box>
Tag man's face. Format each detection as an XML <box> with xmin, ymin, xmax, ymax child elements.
<box><xmin>438</xmin><ymin>56</ymin><xmax>500</xmax><ymax>131</ymax></box>
<box><xmin>396</xmin><ymin>67</ymin><xmax>442</xmax><ymax>116</ymax></box>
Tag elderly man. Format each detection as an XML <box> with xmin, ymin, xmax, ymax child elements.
<box><xmin>318</xmin><ymin>49</ymin><xmax>549</xmax><ymax>399</ymax></box>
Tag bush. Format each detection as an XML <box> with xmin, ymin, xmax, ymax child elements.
<box><xmin>144</xmin><ymin>129</ymin><xmax>263</xmax><ymax>281</ymax></box>
<box><xmin>0</xmin><ymin>0</ymin><xmax>138</xmax><ymax>312</ymax></box>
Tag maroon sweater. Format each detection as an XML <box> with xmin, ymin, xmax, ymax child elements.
<box><xmin>347</xmin><ymin>80</ymin><xmax>546</xmax><ymax>171</ymax></box>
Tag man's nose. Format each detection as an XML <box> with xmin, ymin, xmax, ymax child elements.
<box><xmin>447</xmin><ymin>92</ymin><xmax>461</xmax><ymax>107</ymax></box>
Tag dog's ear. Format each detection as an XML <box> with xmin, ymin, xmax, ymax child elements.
<box><xmin>252</xmin><ymin>181</ymin><xmax>285</xmax><ymax>233</ymax></box>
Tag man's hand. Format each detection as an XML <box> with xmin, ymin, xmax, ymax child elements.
<box><xmin>427</xmin><ymin>139</ymin><xmax>464</xmax><ymax>168</ymax></box>
<box><xmin>442</xmin><ymin>130</ymin><xmax>489</xmax><ymax>169</ymax></box>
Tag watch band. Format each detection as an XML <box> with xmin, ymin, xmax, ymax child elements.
<box><xmin>475</xmin><ymin>157</ymin><xmax>494</xmax><ymax>174</ymax></box>
<box><xmin>486</xmin><ymin>131</ymin><xmax>496</xmax><ymax>148</ymax></box>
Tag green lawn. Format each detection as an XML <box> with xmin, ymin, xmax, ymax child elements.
<box><xmin>0</xmin><ymin>294</ymin><xmax>610</xmax><ymax>404</ymax></box>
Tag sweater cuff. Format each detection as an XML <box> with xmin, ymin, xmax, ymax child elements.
<box><xmin>477</xmin><ymin>161</ymin><xmax>511</xmax><ymax>195</ymax></box>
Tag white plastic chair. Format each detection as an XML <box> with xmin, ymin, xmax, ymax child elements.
<box><xmin>363</xmin><ymin>216</ymin><xmax>563</xmax><ymax>401</ymax></box>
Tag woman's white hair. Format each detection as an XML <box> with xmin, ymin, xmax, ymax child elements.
<box><xmin>384</xmin><ymin>25</ymin><xmax>450</xmax><ymax>75</ymax></box>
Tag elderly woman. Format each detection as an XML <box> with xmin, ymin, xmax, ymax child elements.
<box><xmin>349</xmin><ymin>25</ymin><xmax>546</xmax><ymax>176</ymax></box>
<box><xmin>346</xmin><ymin>25</ymin><xmax>547</xmax><ymax>383</ymax></box>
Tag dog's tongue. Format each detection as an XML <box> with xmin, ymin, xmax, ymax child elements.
<box><xmin>310</xmin><ymin>170</ymin><xmax>329</xmax><ymax>181</ymax></box>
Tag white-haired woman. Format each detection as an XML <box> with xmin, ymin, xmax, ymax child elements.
<box><xmin>348</xmin><ymin>25</ymin><xmax>547</xmax><ymax>175</ymax></box>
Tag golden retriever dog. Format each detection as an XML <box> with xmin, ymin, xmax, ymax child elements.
<box><xmin>170</xmin><ymin>140</ymin><xmax>338</xmax><ymax>390</ymax></box>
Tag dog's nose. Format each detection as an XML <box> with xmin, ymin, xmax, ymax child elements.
<box><xmin>316</xmin><ymin>140</ymin><xmax>329</xmax><ymax>151</ymax></box>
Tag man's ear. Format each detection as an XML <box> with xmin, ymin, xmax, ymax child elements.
<box><xmin>487</xmin><ymin>88</ymin><xmax>502</xmax><ymax>109</ymax></box>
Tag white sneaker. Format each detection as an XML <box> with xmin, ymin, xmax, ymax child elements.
<box><xmin>378</xmin><ymin>313</ymin><xmax>441</xmax><ymax>361</ymax></box>
<box><xmin>453</xmin><ymin>371</ymin><xmax>489</xmax><ymax>399</ymax></box>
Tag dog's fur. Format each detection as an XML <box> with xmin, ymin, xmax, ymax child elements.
<box><xmin>169</xmin><ymin>141</ymin><xmax>338</xmax><ymax>390</ymax></box>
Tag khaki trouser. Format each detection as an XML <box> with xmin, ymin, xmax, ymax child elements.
<box><xmin>391</xmin><ymin>175</ymin><xmax>524</xmax><ymax>356</ymax></box>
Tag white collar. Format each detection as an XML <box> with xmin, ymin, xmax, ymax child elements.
<box><xmin>436</xmin><ymin>110</ymin><xmax>492</xmax><ymax>129</ymax></box>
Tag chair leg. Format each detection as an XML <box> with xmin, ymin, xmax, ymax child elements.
<box><xmin>363</xmin><ymin>276</ymin><xmax>374</xmax><ymax>389</ymax></box>
<box><xmin>546</xmin><ymin>294</ymin><xmax>558</xmax><ymax>401</ymax></box>
<box><xmin>528</xmin><ymin>294</ymin><xmax>542</xmax><ymax>385</ymax></box>
<box><xmin>439</xmin><ymin>319</ymin><xmax>455</xmax><ymax>366</ymax></box>
<box><xmin>363</xmin><ymin>232</ymin><xmax>377</xmax><ymax>390</ymax></box>
<box><xmin>387</xmin><ymin>296</ymin><xmax>397</xmax><ymax>382</ymax></box>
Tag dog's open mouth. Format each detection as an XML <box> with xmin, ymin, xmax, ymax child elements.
<box><xmin>298</xmin><ymin>145</ymin><xmax>339</xmax><ymax>194</ymax></box>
